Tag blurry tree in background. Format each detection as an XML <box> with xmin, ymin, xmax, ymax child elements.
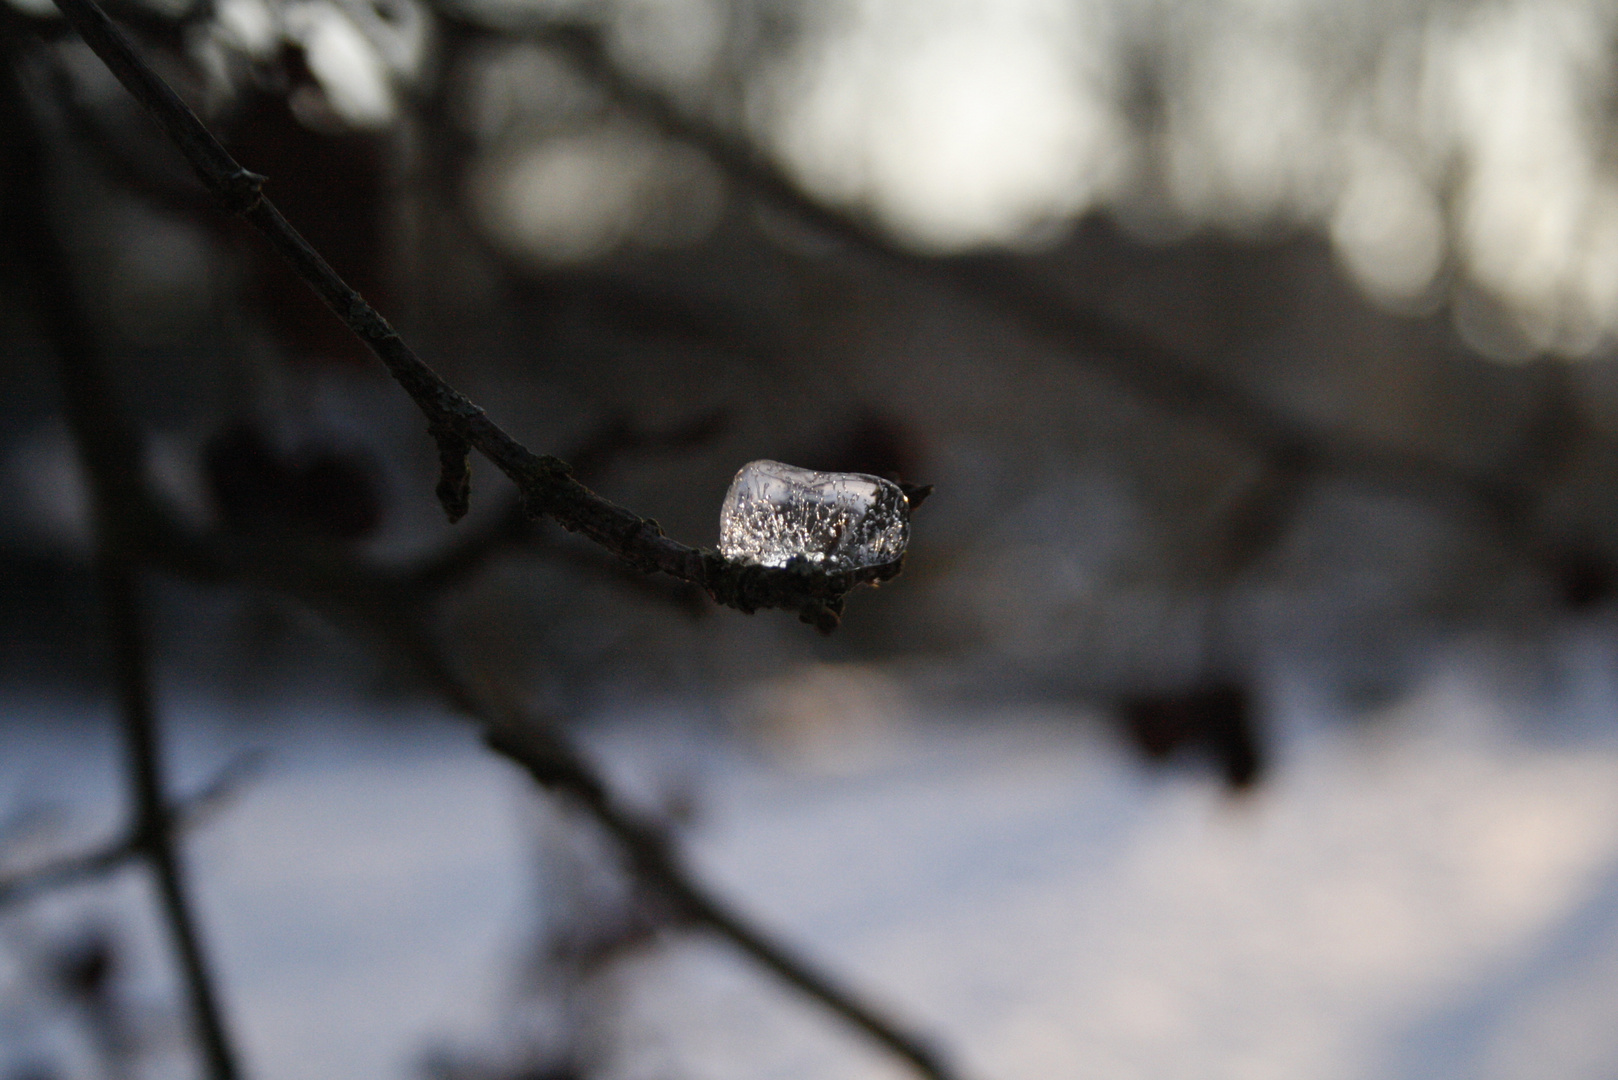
<box><xmin>9</xmin><ymin>0</ymin><xmax>1618</xmax><ymax>1076</ymax></box>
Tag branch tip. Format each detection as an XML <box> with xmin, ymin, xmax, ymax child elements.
<box><xmin>220</xmin><ymin>168</ymin><xmax>264</xmax><ymax>215</ymax></box>
<box><xmin>799</xmin><ymin>598</ymin><xmax>843</xmax><ymax>634</ymax></box>
<box><xmin>900</xmin><ymin>482</ymin><xmax>934</xmax><ymax>510</ymax></box>
<box><xmin>431</xmin><ymin>425</ymin><xmax>472</xmax><ymax>523</ymax></box>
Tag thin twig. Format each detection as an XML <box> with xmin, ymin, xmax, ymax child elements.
<box><xmin>0</xmin><ymin>752</ymin><xmax>264</xmax><ymax>908</ymax></box>
<box><xmin>0</xmin><ymin>43</ymin><xmax>242</xmax><ymax>1080</ymax></box>
<box><xmin>411</xmin><ymin>408</ymin><xmax>730</xmax><ymax>594</ymax></box>
<box><xmin>96</xmin><ymin>557</ymin><xmax>241</xmax><ymax>1080</ymax></box>
<box><xmin>43</xmin><ymin>0</ymin><xmax>911</xmax><ymax>631</ymax></box>
<box><xmin>0</xmin><ymin>835</ymin><xmax>134</xmax><ymax>908</ymax></box>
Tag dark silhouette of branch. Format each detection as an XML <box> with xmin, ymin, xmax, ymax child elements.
<box><xmin>0</xmin><ymin>42</ymin><xmax>242</xmax><ymax>1080</ymax></box>
<box><xmin>96</xmin><ymin>558</ymin><xmax>242</xmax><ymax>1080</ymax></box>
<box><xmin>485</xmin><ymin>715</ymin><xmax>956</xmax><ymax>1080</ymax></box>
<box><xmin>44</xmin><ymin>0</ymin><xmax>913</xmax><ymax>631</ymax></box>
<box><xmin>0</xmin><ymin>752</ymin><xmax>263</xmax><ymax>908</ymax></box>
<box><xmin>411</xmin><ymin>408</ymin><xmax>731</xmax><ymax>597</ymax></box>
<box><xmin>0</xmin><ymin>834</ymin><xmax>137</xmax><ymax>908</ymax></box>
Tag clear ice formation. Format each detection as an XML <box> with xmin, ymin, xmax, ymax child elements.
<box><xmin>718</xmin><ymin>460</ymin><xmax>910</xmax><ymax>570</ymax></box>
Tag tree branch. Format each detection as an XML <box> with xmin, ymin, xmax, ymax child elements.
<box><xmin>0</xmin><ymin>836</ymin><xmax>136</xmax><ymax>908</ymax></box>
<box><xmin>43</xmin><ymin>0</ymin><xmax>912</xmax><ymax>631</ymax></box>
<box><xmin>1</xmin><ymin>41</ymin><xmax>241</xmax><ymax>1080</ymax></box>
<box><xmin>97</xmin><ymin>557</ymin><xmax>242</xmax><ymax>1080</ymax></box>
<box><xmin>0</xmin><ymin>752</ymin><xmax>263</xmax><ymax>908</ymax></box>
<box><xmin>410</xmin><ymin>409</ymin><xmax>731</xmax><ymax>597</ymax></box>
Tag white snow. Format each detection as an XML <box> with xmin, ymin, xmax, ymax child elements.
<box><xmin>7</xmin><ymin>655</ymin><xmax>1618</xmax><ymax>1080</ymax></box>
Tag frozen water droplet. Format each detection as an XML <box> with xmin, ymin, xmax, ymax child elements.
<box><xmin>719</xmin><ymin>460</ymin><xmax>910</xmax><ymax>570</ymax></box>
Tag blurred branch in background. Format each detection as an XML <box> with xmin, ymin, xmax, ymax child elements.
<box><xmin>0</xmin><ymin>750</ymin><xmax>261</xmax><ymax>908</ymax></box>
<box><xmin>504</xmin><ymin>14</ymin><xmax>1596</xmax><ymax>595</ymax></box>
<box><xmin>1</xmin><ymin>33</ymin><xmax>242</xmax><ymax>1080</ymax></box>
<box><xmin>1</xmin><ymin>29</ymin><xmax>242</xmax><ymax>1078</ymax></box>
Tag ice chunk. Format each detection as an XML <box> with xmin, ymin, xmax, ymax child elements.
<box><xmin>719</xmin><ymin>460</ymin><xmax>910</xmax><ymax>570</ymax></box>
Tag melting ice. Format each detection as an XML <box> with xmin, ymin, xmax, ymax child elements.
<box><xmin>718</xmin><ymin>460</ymin><xmax>910</xmax><ymax>570</ymax></box>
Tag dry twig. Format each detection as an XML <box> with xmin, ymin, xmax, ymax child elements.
<box><xmin>46</xmin><ymin>0</ymin><xmax>909</xmax><ymax>632</ymax></box>
<box><xmin>1</xmin><ymin>42</ymin><xmax>242</xmax><ymax>1080</ymax></box>
<box><xmin>0</xmin><ymin>753</ymin><xmax>263</xmax><ymax>908</ymax></box>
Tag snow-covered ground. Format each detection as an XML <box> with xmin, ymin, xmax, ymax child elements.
<box><xmin>7</xmin><ymin>644</ymin><xmax>1618</xmax><ymax>1080</ymax></box>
